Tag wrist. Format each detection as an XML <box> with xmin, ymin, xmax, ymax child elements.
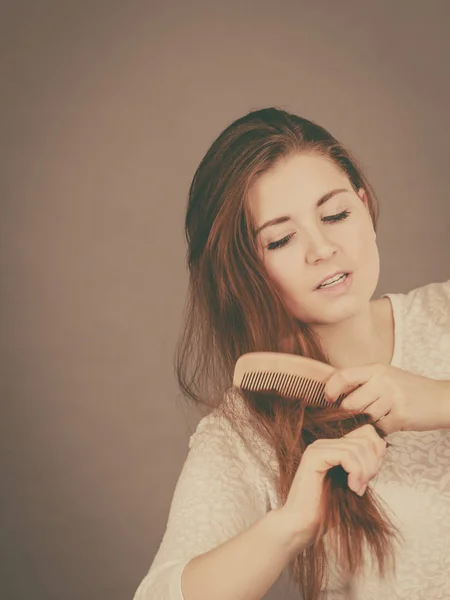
<box><xmin>432</xmin><ymin>379</ymin><xmax>450</xmax><ymax>429</ymax></box>
<box><xmin>266</xmin><ymin>507</ymin><xmax>315</xmax><ymax>560</ymax></box>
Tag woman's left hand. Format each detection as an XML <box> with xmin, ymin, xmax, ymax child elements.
<box><xmin>324</xmin><ymin>363</ymin><xmax>450</xmax><ymax>434</ymax></box>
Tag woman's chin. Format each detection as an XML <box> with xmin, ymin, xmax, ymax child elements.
<box><xmin>297</xmin><ymin>298</ymin><xmax>365</xmax><ymax>327</ymax></box>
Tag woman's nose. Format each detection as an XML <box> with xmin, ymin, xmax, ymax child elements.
<box><xmin>304</xmin><ymin>229</ymin><xmax>337</xmax><ymax>264</ymax></box>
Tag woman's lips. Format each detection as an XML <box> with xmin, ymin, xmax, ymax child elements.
<box><xmin>315</xmin><ymin>272</ymin><xmax>353</xmax><ymax>293</ymax></box>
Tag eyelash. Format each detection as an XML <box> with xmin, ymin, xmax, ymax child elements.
<box><xmin>267</xmin><ymin>210</ymin><xmax>351</xmax><ymax>251</ymax></box>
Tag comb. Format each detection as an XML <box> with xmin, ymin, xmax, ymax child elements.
<box><xmin>233</xmin><ymin>352</ymin><xmax>346</xmax><ymax>407</ymax></box>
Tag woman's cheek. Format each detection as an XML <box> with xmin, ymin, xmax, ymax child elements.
<box><xmin>264</xmin><ymin>253</ymin><xmax>300</xmax><ymax>296</ymax></box>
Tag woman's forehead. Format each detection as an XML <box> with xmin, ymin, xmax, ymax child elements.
<box><xmin>247</xmin><ymin>153</ymin><xmax>350</xmax><ymax>219</ymax></box>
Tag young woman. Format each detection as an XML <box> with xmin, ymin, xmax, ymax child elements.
<box><xmin>133</xmin><ymin>108</ymin><xmax>450</xmax><ymax>599</ymax></box>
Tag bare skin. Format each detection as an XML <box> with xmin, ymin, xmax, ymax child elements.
<box><xmin>248</xmin><ymin>152</ymin><xmax>393</xmax><ymax>370</ymax></box>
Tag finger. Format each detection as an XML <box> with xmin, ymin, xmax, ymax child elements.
<box><xmin>340</xmin><ymin>378</ymin><xmax>380</xmax><ymax>412</ymax></box>
<box><xmin>315</xmin><ymin>435</ymin><xmax>377</xmax><ymax>469</ymax></box>
<box><xmin>344</xmin><ymin>422</ymin><xmax>388</xmax><ymax>456</ymax></box>
<box><xmin>304</xmin><ymin>442</ymin><xmax>365</xmax><ymax>493</ymax></box>
<box><xmin>373</xmin><ymin>411</ymin><xmax>396</xmax><ymax>434</ymax></box>
<box><xmin>339</xmin><ymin>438</ymin><xmax>382</xmax><ymax>485</ymax></box>
<box><xmin>342</xmin><ymin>386</ymin><xmax>393</xmax><ymax>424</ymax></box>
<box><xmin>324</xmin><ymin>364</ymin><xmax>381</xmax><ymax>402</ymax></box>
<box><xmin>311</xmin><ymin>438</ymin><xmax>379</xmax><ymax>493</ymax></box>
<box><xmin>366</xmin><ymin>399</ymin><xmax>392</xmax><ymax>423</ymax></box>
<box><xmin>336</xmin><ymin>445</ymin><xmax>375</xmax><ymax>494</ymax></box>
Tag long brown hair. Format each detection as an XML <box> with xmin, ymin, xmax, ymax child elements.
<box><xmin>175</xmin><ymin>107</ymin><xmax>400</xmax><ymax>599</ymax></box>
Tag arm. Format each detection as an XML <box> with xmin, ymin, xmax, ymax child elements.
<box><xmin>432</xmin><ymin>379</ymin><xmax>450</xmax><ymax>429</ymax></box>
<box><xmin>181</xmin><ymin>508</ymin><xmax>308</xmax><ymax>600</ymax></box>
<box><xmin>132</xmin><ymin>415</ymin><xmax>306</xmax><ymax>600</ymax></box>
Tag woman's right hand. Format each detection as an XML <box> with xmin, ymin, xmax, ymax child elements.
<box><xmin>275</xmin><ymin>423</ymin><xmax>388</xmax><ymax>548</ymax></box>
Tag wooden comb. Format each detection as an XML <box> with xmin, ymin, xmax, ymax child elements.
<box><xmin>233</xmin><ymin>352</ymin><xmax>346</xmax><ymax>407</ymax></box>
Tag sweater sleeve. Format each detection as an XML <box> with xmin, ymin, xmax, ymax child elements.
<box><xmin>132</xmin><ymin>412</ymin><xmax>272</xmax><ymax>600</ymax></box>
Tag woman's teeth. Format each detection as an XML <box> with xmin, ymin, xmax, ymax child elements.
<box><xmin>318</xmin><ymin>273</ymin><xmax>348</xmax><ymax>288</ymax></box>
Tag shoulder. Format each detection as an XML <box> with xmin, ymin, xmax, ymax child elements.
<box><xmin>188</xmin><ymin>389</ymin><xmax>278</xmax><ymax>476</ymax></box>
<box><xmin>384</xmin><ymin>280</ymin><xmax>450</xmax><ymax>375</ymax></box>
<box><xmin>385</xmin><ymin>279</ymin><xmax>450</xmax><ymax>328</ymax></box>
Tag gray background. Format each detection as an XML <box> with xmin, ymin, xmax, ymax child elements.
<box><xmin>1</xmin><ymin>1</ymin><xmax>449</xmax><ymax>599</ymax></box>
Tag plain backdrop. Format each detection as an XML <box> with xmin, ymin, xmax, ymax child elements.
<box><xmin>1</xmin><ymin>1</ymin><xmax>449</xmax><ymax>599</ymax></box>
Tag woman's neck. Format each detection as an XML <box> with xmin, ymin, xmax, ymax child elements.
<box><xmin>312</xmin><ymin>297</ymin><xmax>394</xmax><ymax>369</ymax></box>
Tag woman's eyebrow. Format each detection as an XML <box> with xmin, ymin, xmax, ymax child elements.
<box><xmin>254</xmin><ymin>188</ymin><xmax>348</xmax><ymax>236</ymax></box>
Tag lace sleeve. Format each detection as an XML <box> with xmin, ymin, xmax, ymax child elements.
<box><xmin>132</xmin><ymin>414</ymin><xmax>270</xmax><ymax>600</ymax></box>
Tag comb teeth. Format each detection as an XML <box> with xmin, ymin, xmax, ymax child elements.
<box><xmin>240</xmin><ymin>370</ymin><xmax>331</xmax><ymax>407</ymax></box>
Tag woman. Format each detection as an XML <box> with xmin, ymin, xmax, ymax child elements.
<box><xmin>133</xmin><ymin>108</ymin><xmax>450</xmax><ymax>599</ymax></box>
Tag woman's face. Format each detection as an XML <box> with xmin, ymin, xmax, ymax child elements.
<box><xmin>247</xmin><ymin>152</ymin><xmax>380</xmax><ymax>326</ymax></box>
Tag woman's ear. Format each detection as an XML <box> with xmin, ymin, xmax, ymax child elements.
<box><xmin>358</xmin><ymin>188</ymin><xmax>377</xmax><ymax>239</ymax></box>
<box><xmin>357</xmin><ymin>188</ymin><xmax>368</xmax><ymax>206</ymax></box>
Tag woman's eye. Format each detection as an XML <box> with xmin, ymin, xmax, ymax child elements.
<box><xmin>267</xmin><ymin>234</ymin><xmax>294</xmax><ymax>251</ymax></box>
<box><xmin>266</xmin><ymin>211</ymin><xmax>350</xmax><ymax>251</ymax></box>
<box><xmin>322</xmin><ymin>210</ymin><xmax>351</xmax><ymax>223</ymax></box>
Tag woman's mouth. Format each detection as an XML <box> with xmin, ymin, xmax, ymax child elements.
<box><xmin>315</xmin><ymin>272</ymin><xmax>351</xmax><ymax>292</ymax></box>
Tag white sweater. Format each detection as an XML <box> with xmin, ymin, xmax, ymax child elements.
<box><xmin>133</xmin><ymin>280</ymin><xmax>450</xmax><ymax>599</ymax></box>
